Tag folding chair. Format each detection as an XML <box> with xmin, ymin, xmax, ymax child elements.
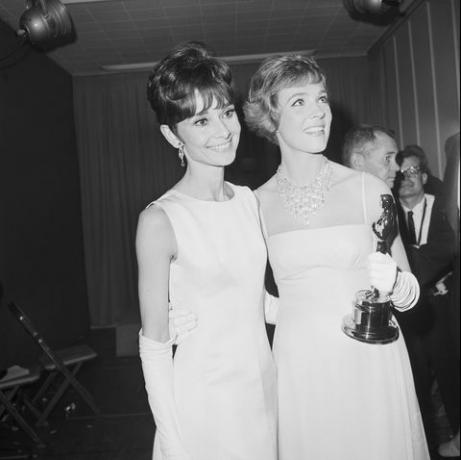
<box><xmin>8</xmin><ymin>302</ymin><xmax>100</xmax><ymax>426</ymax></box>
<box><xmin>0</xmin><ymin>365</ymin><xmax>45</xmax><ymax>446</ymax></box>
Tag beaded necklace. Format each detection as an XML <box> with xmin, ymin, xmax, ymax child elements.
<box><xmin>275</xmin><ymin>158</ymin><xmax>333</xmax><ymax>226</ymax></box>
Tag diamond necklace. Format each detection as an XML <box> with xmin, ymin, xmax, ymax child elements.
<box><xmin>275</xmin><ymin>158</ymin><xmax>333</xmax><ymax>226</ymax></box>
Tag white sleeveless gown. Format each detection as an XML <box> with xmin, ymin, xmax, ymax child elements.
<box><xmin>265</xmin><ymin>173</ymin><xmax>430</xmax><ymax>460</ymax></box>
<box><xmin>152</xmin><ymin>183</ymin><xmax>277</xmax><ymax>460</ymax></box>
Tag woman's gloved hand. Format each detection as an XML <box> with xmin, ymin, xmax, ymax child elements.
<box><xmin>367</xmin><ymin>252</ymin><xmax>398</xmax><ymax>296</ymax></box>
<box><xmin>168</xmin><ymin>306</ymin><xmax>197</xmax><ymax>344</ymax></box>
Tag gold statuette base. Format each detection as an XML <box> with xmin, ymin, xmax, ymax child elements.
<box><xmin>342</xmin><ymin>289</ymin><xmax>399</xmax><ymax>345</ymax></box>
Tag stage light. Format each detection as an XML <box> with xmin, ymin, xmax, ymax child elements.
<box><xmin>17</xmin><ymin>0</ymin><xmax>75</xmax><ymax>50</ymax></box>
<box><xmin>343</xmin><ymin>0</ymin><xmax>403</xmax><ymax>23</ymax></box>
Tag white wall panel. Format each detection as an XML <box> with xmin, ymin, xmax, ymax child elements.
<box><xmin>369</xmin><ymin>0</ymin><xmax>459</xmax><ymax>177</ymax></box>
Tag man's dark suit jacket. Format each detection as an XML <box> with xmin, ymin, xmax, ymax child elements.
<box><xmin>441</xmin><ymin>132</ymin><xmax>460</xmax><ymax>356</ymax></box>
<box><xmin>397</xmin><ymin>196</ymin><xmax>454</xmax><ymax>292</ymax></box>
<box><xmin>396</xmin><ymin>194</ymin><xmax>459</xmax><ymax>431</ymax></box>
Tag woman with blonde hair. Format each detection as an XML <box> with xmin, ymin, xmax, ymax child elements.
<box><xmin>244</xmin><ymin>54</ymin><xmax>429</xmax><ymax>460</ymax></box>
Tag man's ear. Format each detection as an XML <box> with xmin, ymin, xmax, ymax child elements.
<box><xmin>160</xmin><ymin>124</ymin><xmax>181</xmax><ymax>149</ymax></box>
<box><xmin>351</xmin><ymin>153</ymin><xmax>365</xmax><ymax>171</ymax></box>
<box><xmin>421</xmin><ymin>172</ymin><xmax>428</xmax><ymax>185</ymax></box>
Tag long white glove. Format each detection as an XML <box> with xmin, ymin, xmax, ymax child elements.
<box><xmin>367</xmin><ymin>252</ymin><xmax>420</xmax><ymax>311</ymax></box>
<box><xmin>264</xmin><ymin>291</ymin><xmax>279</xmax><ymax>325</ymax></box>
<box><xmin>139</xmin><ymin>331</ymin><xmax>191</xmax><ymax>460</ymax></box>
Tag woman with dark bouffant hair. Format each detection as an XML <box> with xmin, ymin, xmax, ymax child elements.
<box><xmin>136</xmin><ymin>42</ymin><xmax>276</xmax><ymax>460</ymax></box>
<box><xmin>244</xmin><ymin>54</ymin><xmax>428</xmax><ymax>460</ymax></box>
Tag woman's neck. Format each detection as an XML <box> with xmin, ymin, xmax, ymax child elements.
<box><xmin>177</xmin><ymin>164</ymin><xmax>229</xmax><ymax>201</ymax></box>
<box><xmin>279</xmin><ymin>151</ymin><xmax>326</xmax><ymax>185</ymax></box>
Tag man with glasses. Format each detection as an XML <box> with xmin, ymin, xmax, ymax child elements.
<box><xmin>395</xmin><ymin>145</ymin><xmax>458</xmax><ymax>453</ymax></box>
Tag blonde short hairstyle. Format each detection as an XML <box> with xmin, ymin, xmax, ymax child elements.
<box><xmin>244</xmin><ymin>54</ymin><xmax>326</xmax><ymax>144</ymax></box>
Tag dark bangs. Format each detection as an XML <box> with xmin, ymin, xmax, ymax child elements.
<box><xmin>165</xmin><ymin>60</ymin><xmax>234</xmax><ymax>128</ymax></box>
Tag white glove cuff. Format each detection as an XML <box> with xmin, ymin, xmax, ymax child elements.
<box><xmin>139</xmin><ymin>330</ymin><xmax>174</xmax><ymax>357</ymax></box>
<box><xmin>139</xmin><ymin>330</ymin><xmax>189</xmax><ymax>459</ymax></box>
<box><xmin>390</xmin><ymin>271</ymin><xmax>420</xmax><ymax>311</ymax></box>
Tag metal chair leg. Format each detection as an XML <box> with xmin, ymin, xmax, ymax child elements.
<box><xmin>35</xmin><ymin>362</ymin><xmax>99</xmax><ymax>426</ymax></box>
<box><xmin>0</xmin><ymin>390</ymin><xmax>45</xmax><ymax>447</ymax></box>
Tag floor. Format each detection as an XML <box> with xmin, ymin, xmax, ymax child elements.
<box><xmin>0</xmin><ymin>328</ymin><xmax>153</xmax><ymax>460</ymax></box>
<box><xmin>0</xmin><ymin>327</ymin><xmax>458</xmax><ymax>460</ymax></box>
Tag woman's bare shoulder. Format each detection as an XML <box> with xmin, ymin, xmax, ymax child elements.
<box><xmin>329</xmin><ymin>160</ymin><xmax>361</xmax><ymax>185</ymax></box>
<box><xmin>138</xmin><ymin>203</ymin><xmax>169</xmax><ymax>229</ymax></box>
<box><xmin>136</xmin><ymin>204</ymin><xmax>176</xmax><ymax>255</ymax></box>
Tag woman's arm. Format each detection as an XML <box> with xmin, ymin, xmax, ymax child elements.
<box><xmin>137</xmin><ymin>205</ymin><xmax>175</xmax><ymax>342</ymax></box>
<box><xmin>136</xmin><ymin>205</ymin><xmax>190</xmax><ymax>460</ymax></box>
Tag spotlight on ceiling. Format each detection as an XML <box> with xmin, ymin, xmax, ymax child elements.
<box><xmin>17</xmin><ymin>0</ymin><xmax>75</xmax><ymax>50</ymax></box>
<box><xmin>343</xmin><ymin>0</ymin><xmax>403</xmax><ymax>24</ymax></box>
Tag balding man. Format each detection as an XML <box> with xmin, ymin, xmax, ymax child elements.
<box><xmin>342</xmin><ymin>125</ymin><xmax>399</xmax><ymax>189</ymax></box>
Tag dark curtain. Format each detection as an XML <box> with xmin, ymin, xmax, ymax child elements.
<box><xmin>73</xmin><ymin>56</ymin><xmax>371</xmax><ymax>327</ymax></box>
<box><xmin>73</xmin><ymin>72</ymin><xmax>183</xmax><ymax>326</ymax></box>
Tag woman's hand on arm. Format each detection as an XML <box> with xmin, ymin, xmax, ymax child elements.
<box><xmin>168</xmin><ymin>307</ymin><xmax>198</xmax><ymax>344</ymax></box>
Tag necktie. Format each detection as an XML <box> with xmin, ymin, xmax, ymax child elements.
<box><xmin>407</xmin><ymin>210</ymin><xmax>417</xmax><ymax>245</ymax></box>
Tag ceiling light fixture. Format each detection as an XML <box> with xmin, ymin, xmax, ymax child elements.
<box><xmin>343</xmin><ymin>0</ymin><xmax>403</xmax><ymax>24</ymax></box>
<box><xmin>100</xmin><ymin>49</ymin><xmax>316</xmax><ymax>72</ymax></box>
<box><xmin>17</xmin><ymin>0</ymin><xmax>75</xmax><ymax>50</ymax></box>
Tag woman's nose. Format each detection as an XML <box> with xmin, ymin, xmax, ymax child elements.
<box><xmin>310</xmin><ymin>104</ymin><xmax>326</xmax><ymax>119</ymax></box>
<box><xmin>214</xmin><ymin>118</ymin><xmax>231</xmax><ymax>137</ymax></box>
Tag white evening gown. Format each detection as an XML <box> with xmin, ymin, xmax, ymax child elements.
<box><xmin>265</xmin><ymin>173</ymin><xmax>430</xmax><ymax>460</ymax></box>
<box><xmin>151</xmin><ymin>183</ymin><xmax>277</xmax><ymax>460</ymax></box>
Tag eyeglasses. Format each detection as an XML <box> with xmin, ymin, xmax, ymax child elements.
<box><xmin>400</xmin><ymin>165</ymin><xmax>421</xmax><ymax>178</ymax></box>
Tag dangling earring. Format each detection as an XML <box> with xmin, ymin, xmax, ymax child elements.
<box><xmin>178</xmin><ymin>144</ymin><xmax>186</xmax><ymax>167</ymax></box>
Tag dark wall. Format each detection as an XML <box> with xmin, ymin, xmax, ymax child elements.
<box><xmin>0</xmin><ymin>20</ymin><xmax>89</xmax><ymax>369</ymax></box>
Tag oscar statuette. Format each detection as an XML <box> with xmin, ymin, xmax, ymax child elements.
<box><xmin>342</xmin><ymin>194</ymin><xmax>400</xmax><ymax>344</ymax></box>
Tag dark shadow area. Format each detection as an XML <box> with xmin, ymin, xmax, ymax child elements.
<box><xmin>325</xmin><ymin>101</ymin><xmax>356</xmax><ymax>164</ymax></box>
<box><xmin>0</xmin><ymin>329</ymin><xmax>153</xmax><ymax>460</ymax></box>
<box><xmin>1</xmin><ymin>327</ymin><xmax>456</xmax><ymax>459</ymax></box>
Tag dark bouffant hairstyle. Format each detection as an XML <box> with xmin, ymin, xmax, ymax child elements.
<box><xmin>244</xmin><ymin>54</ymin><xmax>327</xmax><ymax>144</ymax></box>
<box><xmin>147</xmin><ymin>41</ymin><xmax>234</xmax><ymax>130</ymax></box>
<box><xmin>342</xmin><ymin>125</ymin><xmax>396</xmax><ymax>166</ymax></box>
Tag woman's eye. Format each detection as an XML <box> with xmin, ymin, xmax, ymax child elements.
<box><xmin>319</xmin><ymin>95</ymin><xmax>329</xmax><ymax>104</ymax></box>
<box><xmin>223</xmin><ymin>108</ymin><xmax>235</xmax><ymax>118</ymax></box>
<box><xmin>291</xmin><ymin>98</ymin><xmax>304</xmax><ymax>107</ymax></box>
<box><xmin>194</xmin><ymin>118</ymin><xmax>208</xmax><ymax>126</ymax></box>
<box><xmin>384</xmin><ymin>156</ymin><xmax>391</xmax><ymax>164</ymax></box>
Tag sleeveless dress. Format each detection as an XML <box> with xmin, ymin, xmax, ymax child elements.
<box><xmin>152</xmin><ymin>183</ymin><xmax>277</xmax><ymax>460</ymax></box>
<box><xmin>265</xmin><ymin>174</ymin><xmax>429</xmax><ymax>460</ymax></box>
